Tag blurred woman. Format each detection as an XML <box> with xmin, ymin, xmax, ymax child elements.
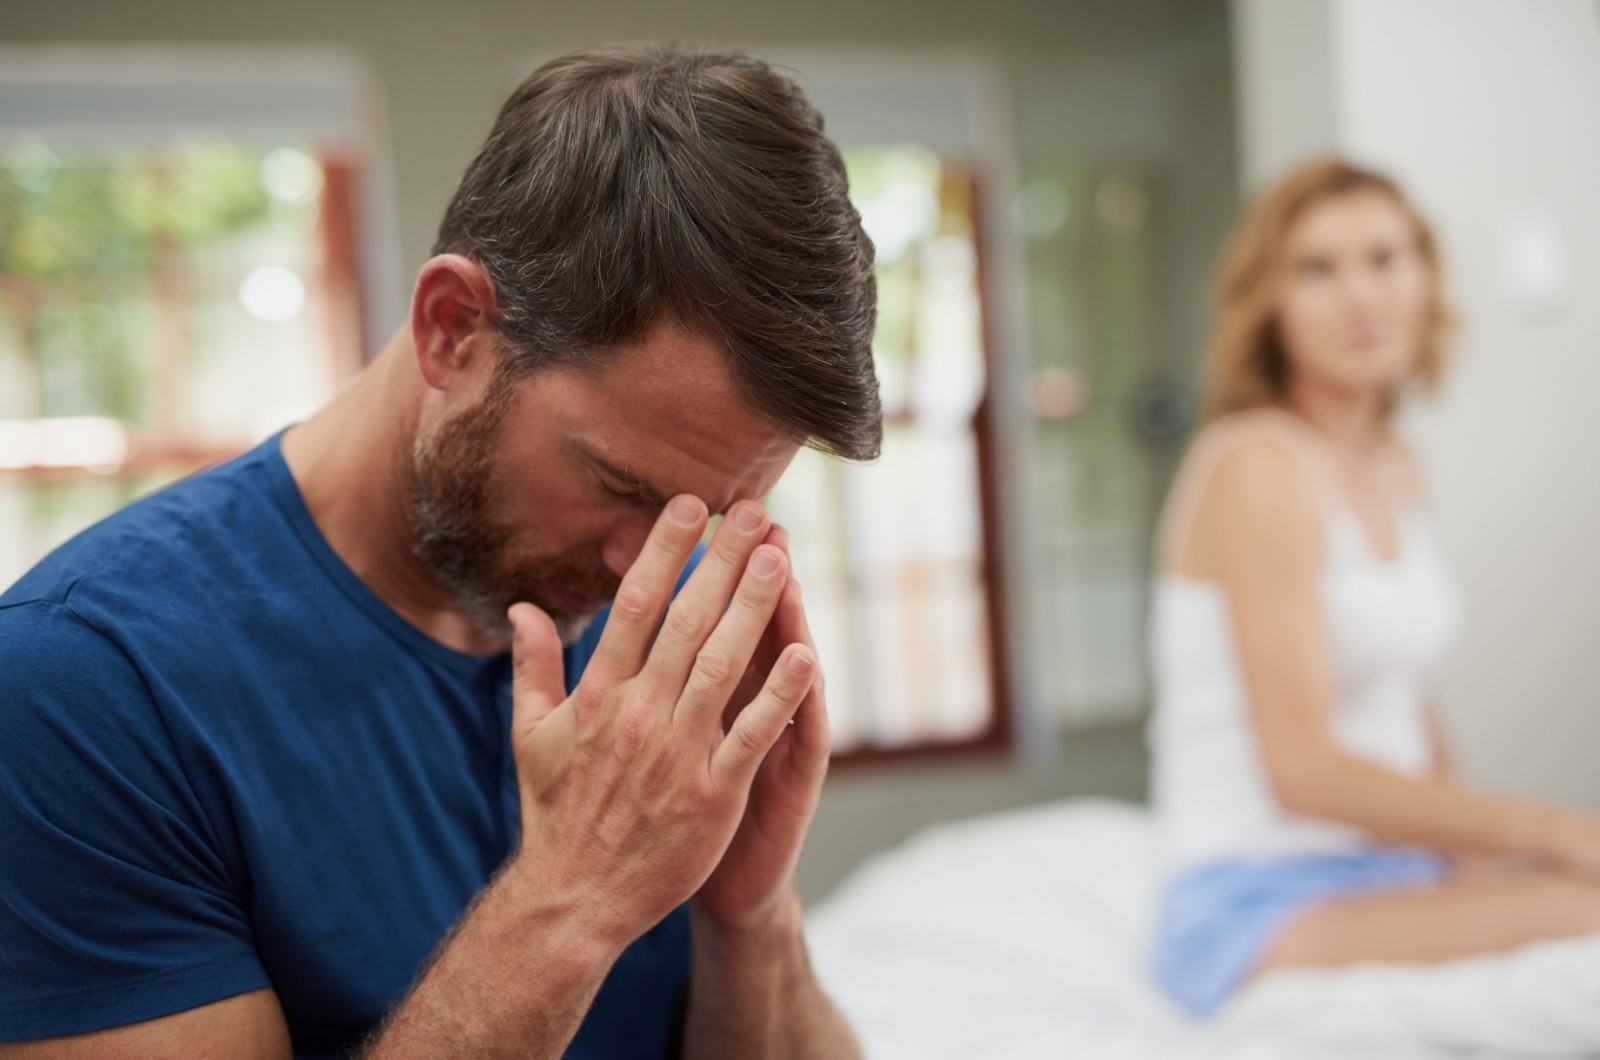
<box><xmin>1147</xmin><ymin>160</ymin><xmax>1600</xmax><ymax>1018</ymax></box>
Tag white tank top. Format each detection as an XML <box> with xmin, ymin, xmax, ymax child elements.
<box><xmin>1147</xmin><ymin>409</ymin><xmax>1462</xmax><ymax>874</ymax></box>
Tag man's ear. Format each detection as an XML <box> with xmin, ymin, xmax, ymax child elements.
<box><xmin>411</xmin><ymin>254</ymin><xmax>501</xmax><ymax>392</ymax></box>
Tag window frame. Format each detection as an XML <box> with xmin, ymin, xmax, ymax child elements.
<box><xmin>0</xmin><ymin>46</ymin><xmax>399</xmax><ymax>583</ymax></box>
<box><xmin>740</xmin><ymin>50</ymin><xmax>1036</xmax><ymax>764</ymax></box>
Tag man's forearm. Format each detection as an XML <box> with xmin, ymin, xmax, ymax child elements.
<box><xmin>362</xmin><ymin>861</ymin><xmax>628</xmax><ymax>1060</ymax></box>
<box><xmin>683</xmin><ymin>892</ymin><xmax>860</xmax><ymax>1060</ymax></box>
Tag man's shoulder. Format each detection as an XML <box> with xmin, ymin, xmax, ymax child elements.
<box><xmin>0</xmin><ymin>595</ymin><xmax>169</xmax><ymax>795</ymax></box>
<box><xmin>0</xmin><ymin>478</ymin><xmax>243</xmax><ymax>738</ymax></box>
<box><xmin>1</xmin><ymin>439</ymin><xmax>288</xmax><ymax>622</ymax></box>
<box><xmin>0</xmin><ymin>595</ymin><xmax>130</xmax><ymax>678</ymax></box>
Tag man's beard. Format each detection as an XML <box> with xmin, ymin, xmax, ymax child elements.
<box><xmin>407</xmin><ymin>375</ymin><xmax>619</xmax><ymax>645</ymax></box>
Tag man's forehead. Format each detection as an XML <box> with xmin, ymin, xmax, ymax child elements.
<box><xmin>577</xmin><ymin>425</ymin><xmax>798</xmax><ymax>515</ymax></box>
<box><xmin>532</xmin><ymin>325</ymin><xmax>801</xmax><ymax>511</ymax></box>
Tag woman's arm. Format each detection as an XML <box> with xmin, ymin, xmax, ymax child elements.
<box><xmin>1422</xmin><ymin>700</ymin><xmax>1524</xmax><ymax>878</ymax></box>
<box><xmin>1424</xmin><ymin>702</ymin><xmax>1454</xmax><ymax>781</ymax></box>
<box><xmin>1193</xmin><ymin>439</ymin><xmax>1600</xmax><ymax>875</ymax></box>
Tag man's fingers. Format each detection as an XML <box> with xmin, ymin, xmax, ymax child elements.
<box><xmin>581</xmin><ymin>495</ymin><xmax>707</xmax><ymax>689</ymax></box>
<box><xmin>787</xmin><ymin>652</ymin><xmax>833</xmax><ymax>764</ymax></box>
<box><xmin>509</xmin><ymin>602</ymin><xmax>565</xmax><ymax>728</ymax></box>
<box><xmin>771</xmin><ymin>577</ymin><xmax>833</xmax><ymax>764</ymax></box>
<box><xmin>712</xmin><ymin>643</ymin><xmax>815</xmax><ymax>789</ymax></box>
<box><xmin>642</xmin><ymin>499</ymin><xmax>771</xmax><ymax>692</ymax></box>
<box><xmin>772</xmin><ymin>572</ymin><xmax>807</xmax><ymax>649</ymax></box>
<box><xmin>676</xmin><ymin>544</ymin><xmax>789</xmax><ymax>731</ymax></box>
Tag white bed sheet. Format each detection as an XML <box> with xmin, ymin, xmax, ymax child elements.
<box><xmin>803</xmin><ymin>799</ymin><xmax>1599</xmax><ymax>1060</ymax></box>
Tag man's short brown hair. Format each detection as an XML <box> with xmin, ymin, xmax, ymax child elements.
<box><xmin>433</xmin><ymin>44</ymin><xmax>881</xmax><ymax>461</ymax></box>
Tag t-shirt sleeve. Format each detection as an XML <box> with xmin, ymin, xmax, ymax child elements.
<box><xmin>0</xmin><ymin>600</ymin><xmax>270</xmax><ymax>1040</ymax></box>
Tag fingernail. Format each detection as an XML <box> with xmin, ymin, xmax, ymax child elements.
<box><xmin>788</xmin><ymin>651</ymin><xmax>813</xmax><ymax>674</ymax></box>
<box><xmin>671</xmin><ymin>496</ymin><xmax>701</xmax><ymax>526</ymax></box>
<box><xmin>751</xmin><ymin>549</ymin><xmax>780</xmax><ymax>578</ymax></box>
<box><xmin>733</xmin><ymin>504</ymin><xmax>763</xmax><ymax>533</ymax></box>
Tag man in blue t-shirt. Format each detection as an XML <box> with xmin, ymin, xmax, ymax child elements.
<box><xmin>0</xmin><ymin>44</ymin><xmax>881</xmax><ymax>1060</ymax></box>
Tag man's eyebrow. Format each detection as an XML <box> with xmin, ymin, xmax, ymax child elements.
<box><xmin>588</xmin><ymin>451</ymin><xmax>669</xmax><ymax>505</ymax></box>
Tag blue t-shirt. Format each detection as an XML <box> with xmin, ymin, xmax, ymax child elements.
<box><xmin>0</xmin><ymin>436</ymin><xmax>690</xmax><ymax>1057</ymax></box>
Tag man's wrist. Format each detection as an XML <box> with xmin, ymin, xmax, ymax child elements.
<box><xmin>684</xmin><ymin>885</ymin><xmax>860</xmax><ymax>1060</ymax></box>
<box><xmin>689</xmin><ymin>886</ymin><xmax>805</xmax><ymax>964</ymax></box>
<box><xmin>500</xmin><ymin>848</ymin><xmax>641</xmax><ymax>967</ymax></box>
<box><xmin>365</xmin><ymin>855</ymin><xmax>632</xmax><ymax>1059</ymax></box>
<box><xmin>683</xmin><ymin>888</ymin><xmax>803</xmax><ymax>1059</ymax></box>
<box><xmin>688</xmin><ymin>885</ymin><xmax>809</xmax><ymax>1010</ymax></box>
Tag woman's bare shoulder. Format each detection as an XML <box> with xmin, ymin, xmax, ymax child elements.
<box><xmin>1204</xmin><ymin>433</ymin><xmax>1320</xmax><ymax>522</ymax></box>
<box><xmin>1185</xmin><ymin>408</ymin><xmax>1326</xmax><ymax>500</ymax></box>
<box><xmin>1197</xmin><ymin>406</ymin><xmax>1321</xmax><ymax>448</ymax></box>
<box><xmin>1174</xmin><ymin>412</ymin><xmax>1324</xmax><ymax>579</ymax></box>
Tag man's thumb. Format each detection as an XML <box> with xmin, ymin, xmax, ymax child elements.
<box><xmin>509</xmin><ymin>602</ymin><xmax>565</xmax><ymax>727</ymax></box>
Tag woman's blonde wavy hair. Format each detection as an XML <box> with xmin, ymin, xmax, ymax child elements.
<box><xmin>1203</xmin><ymin>159</ymin><xmax>1454</xmax><ymax>421</ymax></box>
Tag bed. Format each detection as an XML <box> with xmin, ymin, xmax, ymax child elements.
<box><xmin>804</xmin><ymin>799</ymin><xmax>1600</xmax><ymax>1059</ymax></box>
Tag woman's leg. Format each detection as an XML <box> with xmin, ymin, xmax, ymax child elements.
<box><xmin>1255</xmin><ymin>871</ymin><xmax>1600</xmax><ymax>975</ymax></box>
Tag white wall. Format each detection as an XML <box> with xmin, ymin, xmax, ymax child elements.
<box><xmin>1234</xmin><ymin>0</ymin><xmax>1600</xmax><ymax>810</ymax></box>
<box><xmin>1233</xmin><ymin>0</ymin><xmax>1339</xmax><ymax>184</ymax></box>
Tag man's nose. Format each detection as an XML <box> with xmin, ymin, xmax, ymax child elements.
<box><xmin>600</xmin><ymin>512</ymin><xmax>659</xmax><ymax>579</ymax></box>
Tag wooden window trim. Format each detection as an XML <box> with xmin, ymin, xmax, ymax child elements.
<box><xmin>830</xmin><ymin>166</ymin><xmax>1014</xmax><ymax>767</ymax></box>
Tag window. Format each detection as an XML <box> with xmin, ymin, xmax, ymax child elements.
<box><xmin>1018</xmin><ymin>166</ymin><xmax>1167</xmax><ymax>726</ymax></box>
<box><xmin>766</xmin><ymin>146</ymin><xmax>1003</xmax><ymax>754</ymax></box>
<box><xmin>754</xmin><ymin>55</ymin><xmax>1021</xmax><ymax>757</ymax></box>
<box><xmin>0</xmin><ymin>50</ymin><xmax>393</xmax><ymax>589</ymax></box>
